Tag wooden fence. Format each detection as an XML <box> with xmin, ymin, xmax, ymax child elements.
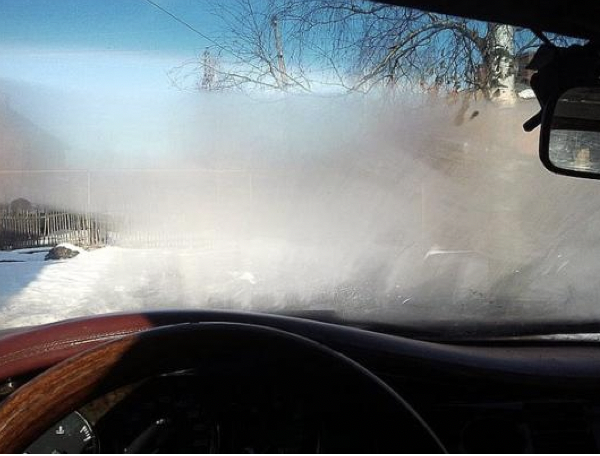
<box><xmin>0</xmin><ymin>209</ymin><xmax>217</xmax><ymax>250</ymax></box>
<box><xmin>0</xmin><ymin>209</ymin><xmax>114</xmax><ymax>250</ymax></box>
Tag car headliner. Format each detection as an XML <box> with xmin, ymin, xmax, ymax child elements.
<box><xmin>380</xmin><ymin>0</ymin><xmax>600</xmax><ymax>42</ymax></box>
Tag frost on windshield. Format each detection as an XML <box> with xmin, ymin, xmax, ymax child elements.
<box><xmin>0</xmin><ymin>1</ymin><xmax>596</xmax><ymax>330</ymax></box>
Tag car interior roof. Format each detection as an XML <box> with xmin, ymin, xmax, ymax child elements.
<box><xmin>378</xmin><ymin>0</ymin><xmax>600</xmax><ymax>42</ymax></box>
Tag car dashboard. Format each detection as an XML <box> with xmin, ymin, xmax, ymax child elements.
<box><xmin>27</xmin><ymin>371</ymin><xmax>322</xmax><ymax>453</ymax></box>
<box><xmin>2</xmin><ymin>311</ymin><xmax>600</xmax><ymax>453</ymax></box>
<box><xmin>27</xmin><ymin>366</ymin><xmax>600</xmax><ymax>453</ymax></box>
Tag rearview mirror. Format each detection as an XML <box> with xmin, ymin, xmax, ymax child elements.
<box><xmin>541</xmin><ymin>86</ymin><xmax>600</xmax><ymax>178</ymax></box>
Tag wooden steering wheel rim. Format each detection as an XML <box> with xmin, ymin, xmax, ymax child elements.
<box><xmin>0</xmin><ymin>322</ymin><xmax>444</xmax><ymax>453</ymax></box>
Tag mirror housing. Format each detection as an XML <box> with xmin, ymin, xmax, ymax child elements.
<box><xmin>540</xmin><ymin>86</ymin><xmax>600</xmax><ymax>178</ymax></box>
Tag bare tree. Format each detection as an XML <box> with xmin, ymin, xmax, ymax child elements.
<box><xmin>170</xmin><ymin>0</ymin><xmax>581</xmax><ymax>100</ymax></box>
<box><xmin>170</xmin><ymin>0</ymin><xmax>311</xmax><ymax>92</ymax></box>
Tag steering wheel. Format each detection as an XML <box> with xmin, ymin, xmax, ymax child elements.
<box><xmin>0</xmin><ymin>323</ymin><xmax>444</xmax><ymax>453</ymax></box>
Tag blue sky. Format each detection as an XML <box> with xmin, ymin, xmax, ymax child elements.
<box><xmin>0</xmin><ymin>1</ymin><xmax>224</xmax><ymax>166</ymax></box>
<box><xmin>0</xmin><ymin>0</ymin><xmax>215</xmax><ymax>53</ymax></box>
<box><xmin>0</xmin><ymin>0</ymin><xmax>221</xmax><ymax>95</ymax></box>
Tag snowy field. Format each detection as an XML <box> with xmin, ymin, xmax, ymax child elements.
<box><xmin>0</xmin><ymin>240</ymin><xmax>402</xmax><ymax>329</ymax></box>
<box><xmin>2</xmin><ymin>234</ymin><xmax>600</xmax><ymax>331</ymax></box>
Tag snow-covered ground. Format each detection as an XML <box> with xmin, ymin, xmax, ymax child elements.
<box><xmin>2</xmin><ymin>235</ymin><xmax>598</xmax><ymax>331</ymax></box>
<box><xmin>3</xmin><ymin>237</ymin><xmax>600</xmax><ymax>330</ymax></box>
<box><xmin>0</xmin><ymin>240</ymin><xmax>395</xmax><ymax>329</ymax></box>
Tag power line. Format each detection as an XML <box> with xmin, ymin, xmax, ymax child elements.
<box><xmin>141</xmin><ymin>0</ymin><xmax>220</xmax><ymax>49</ymax></box>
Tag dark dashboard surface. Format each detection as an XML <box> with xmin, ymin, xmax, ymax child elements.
<box><xmin>25</xmin><ymin>366</ymin><xmax>600</xmax><ymax>453</ymax></box>
<box><xmin>23</xmin><ymin>344</ymin><xmax>600</xmax><ymax>453</ymax></box>
<box><xmin>4</xmin><ymin>311</ymin><xmax>600</xmax><ymax>453</ymax></box>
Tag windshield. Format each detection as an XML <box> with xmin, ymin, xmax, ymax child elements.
<box><xmin>0</xmin><ymin>0</ymin><xmax>595</xmax><ymax>335</ymax></box>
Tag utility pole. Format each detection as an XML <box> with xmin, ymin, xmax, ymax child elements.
<box><xmin>271</xmin><ymin>14</ymin><xmax>287</xmax><ymax>88</ymax></box>
<box><xmin>201</xmin><ymin>48</ymin><xmax>216</xmax><ymax>91</ymax></box>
